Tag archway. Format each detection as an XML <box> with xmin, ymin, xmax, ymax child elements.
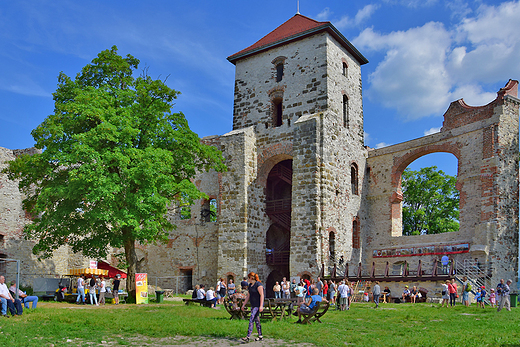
<box><xmin>265</xmin><ymin>159</ymin><xmax>292</xmax><ymax>282</ymax></box>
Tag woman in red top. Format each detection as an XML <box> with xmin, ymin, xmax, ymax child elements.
<box><xmin>448</xmin><ymin>279</ymin><xmax>458</xmax><ymax>307</ymax></box>
<box><xmin>323</xmin><ymin>281</ymin><xmax>328</xmax><ymax>299</ymax></box>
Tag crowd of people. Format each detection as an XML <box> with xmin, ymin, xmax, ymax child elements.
<box><xmin>74</xmin><ymin>274</ymin><xmax>122</xmax><ymax>305</ymax></box>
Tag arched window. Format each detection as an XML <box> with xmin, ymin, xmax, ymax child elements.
<box><xmin>329</xmin><ymin>232</ymin><xmax>336</xmax><ymax>263</ymax></box>
<box><xmin>343</xmin><ymin>94</ymin><xmax>349</xmax><ymax>127</ymax></box>
<box><xmin>342</xmin><ymin>62</ymin><xmax>348</xmax><ymax>77</ymax></box>
<box><xmin>351</xmin><ymin>163</ymin><xmax>359</xmax><ymax>195</ymax></box>
<box><xmin>201</xmin><ymin>198</ymin><xmax>217</xmax><ymax>222</ymax></box>
<box><xmin>352</xmin><ymin>219</ymin><xmax>360</xmax><ymax>249</ymax></box>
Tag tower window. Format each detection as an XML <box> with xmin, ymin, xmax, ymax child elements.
<box><xmin>276</xmin><ymin>64</ymin><xmax>284</xmax><ymax>82</ymax></box>
<box><xmin>273</xmin><ymin>98</ymin><xmax>283</xmax><ymax>127</ymax></box>
<box><xmin>351</xmin><ymin>163</ymin><xmax>359</xmax><ymax>195</ymax></box>
<box><xmin>342</xmin><ymin>62</ymin><xmax>348</xmax><ymax>77</ymax></box>
<box><xmin>343</xmin><ymin>94</ymin><xmax>349</xmax><ymax>127</ymax></box>
<box><xmin>352</xmin><ymin>219</ymin><xmax>360</xmax><ymax>249</ymax></box>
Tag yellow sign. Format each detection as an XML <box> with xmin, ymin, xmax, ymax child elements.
<box><xmin>136</xmin><ymin>273</ymin><xmax>148</xmax><ymax>304</ymax></box>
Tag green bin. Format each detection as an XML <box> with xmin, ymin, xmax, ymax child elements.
<box><xmin>510</xmin><ymin>293</ymin><xmax>518</xmax><ymax>308</ymax></box>
<box><xmin>156</xmin><ymin>290</ymin><xmax>165</xmax><ymax>303</ymax></box>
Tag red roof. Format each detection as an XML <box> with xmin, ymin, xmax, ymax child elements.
<box><xmin>97</xmin><ymin>260</ymin><xmax>127</xmax><ymax>279</ymax></box>
<box><xmin>228</xmin><ymin>14</ymin><xmax>367</xmax><ymax>65</ymax></box>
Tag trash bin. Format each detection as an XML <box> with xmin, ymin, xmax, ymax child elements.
<box><xmin>156</xmin><ymin>290</ymin><xmax>165</xmax><ymax>303</ymax></box>
<box><xmin>510</xmin><ymin>293</ymin><xmax>518</xmax><ymax>308</ymax></box>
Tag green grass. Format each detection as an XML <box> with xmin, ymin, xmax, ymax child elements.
<box><xmin>3</xmin><ymin>301</ymin><xmax>520</xmax><ymax>346</ymax></box>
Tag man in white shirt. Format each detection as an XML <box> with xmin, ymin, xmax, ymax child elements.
<box><xmin>197</xmin><ymin>285</ymin><xmax>206</xmax><ymax>300</ymax></box>
<box><xmin>0</xmin><ymin>276</ymin><xmax>22</xmax><ymax>317</ymax></box>
<box><xmin>337</xmin><ymin>280</ymin><xmax>350</xmax><ymax>311</ymax></box>
<box><xmin>99</xmin><ymin>277</ymin><xmax>107</xmax><ymax>305</ymax></box>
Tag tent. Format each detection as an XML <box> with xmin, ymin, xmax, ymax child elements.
<box><xmin>97</xmin><ymin>261</ymin><xmax>127</xmax><ymax>279</ymax></box>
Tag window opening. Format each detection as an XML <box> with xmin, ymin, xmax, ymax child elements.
<box><xmin>343</xmin><ymin>94</ymin><xmax>349</xmax><ymax>127</ymax></box>
<box><xmin>352</xmin><ymin>219</ymin><xmax>360</xmax><ymax>249</ymax></box>
<box><xmin>276</xmin><ymin>64</ymin><xmax>284</xmax><ymax>82</ymax></box>
<box><xmin>273</xmin><ymin>98</ymin><xmax>283</xmax><ymax>127</ymax></box>
<box><xmin>342</xmin><ymin>62</ymin><xmax>348</xmax><ymax>77</ymax></box>
<box><xmin>351</xmin><ymin>163</ymin><xmax>359</xmax><ymax>195</ymax></box>
<box><xmin>329</xmin><ymin>232</ymin><xmax>336</xmax><ymax>263</ymax></box>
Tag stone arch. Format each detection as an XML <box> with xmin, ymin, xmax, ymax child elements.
<box><xmin>389</xmin><ymin>145</ymin><xmax>462</xmax><ymax>237</ymax></box>
<box><xmin>257</xmin><ymin>143</ymin><xmax>293</xmax><ymax>186</ymax></box>
<box><xmin>391</xmin><ymin>142</ymin><xmax>462</xmax><ymax>189</ymax></box>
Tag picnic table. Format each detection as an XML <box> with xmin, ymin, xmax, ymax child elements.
<box><xmin>224</xmin><ymin>297</ymin><xmax>298</xmax><ymax>321</ymax></box>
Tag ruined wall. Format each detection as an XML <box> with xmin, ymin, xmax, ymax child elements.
<box><xmin>364</xmin><ymin>81</ymin><xmax>520</xmax><ymax>283</ymax></box>
<box><xmin>0</xmin><ymin>147</ymin><xmax>90</xmax><ymax>287</ymax></box>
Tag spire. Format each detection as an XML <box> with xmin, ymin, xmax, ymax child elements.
<box><xmin>297</xmin><ymin>1</ymin><xmax>300</xmax><ymax>15</ymax></box>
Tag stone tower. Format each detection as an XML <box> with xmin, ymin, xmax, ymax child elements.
<box><xmin>218</xmin><ymin>14</ymin><xmax>369</xmax><ymax>291</ymax></box>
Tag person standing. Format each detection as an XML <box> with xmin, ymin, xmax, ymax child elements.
<box><xmin>461</xmin><ymin>276</ymin><xmax>470</xmax><ymax>307</ymax></box>
<box><xmin>448</xmin><ymin>279</ymin><xmax>457</xmax><ymax>307</ymax></box>
<box><xmin>227</xmin><ymin>279</ymin><xmax>236</xmax><ymax>297</ymax></box>
<box><xmin>113</xmin><ymin>274</ymin><xmax>121</xmax><ymax>305</ymax></box>
<box><xmin>89</xmin><ymin>277</ymin><xmax>98</xmax><ymax>306</ymax></box>
<box><xmin>372</xmin><ymin>281</ymin><xmax>381</xmax><ymax>308</ymax></box>
<box><xmin>218</xmin><ymin>278</ymin><xmax>227</xmax><ymax>304</ymax></box>
<box><xmin>316</xmin><ymin>277</ymin><xmax>323</xmax><ymax>297</ymax></box>
<box><xmin>9</xmin><ymin>281</ymin><xmax>38</xmax><ymax>309</ymax></box>
<box><xmin>441</xmin><ymin>280</ymin><xmax>450</xmax><ymax>308</ymax></box>
<box><xmin>290</xmin><ymin>279</ymin><xmax>297</xmax><ymax>299</ymax></box>
<box><xmin>497</xmin><ymin>279</ymin><xmax>512</xmax><ymax>312</ymax></box>
<box><xmin>282</xmin><ymin>279</ymin><xmax>290</xmax><ymax>299</ymax></box>
<box><xmin>241</xmin><ymin>272</ymin><xmax>264</xmax><ymax>342</ymax></box>
<box><xmin>328</xmin><ymin>280</ymin><xmax>336</xmax><ymax>305</ymax></box>
<box><xmin>76</xmin><ymin>275</ymin><xmax>85</xmax><ymax>304</ymax></box>
<box><xmin>337</xmin><ymin>280</ymin><xmax>349</xmax><ymax>311</ymax></box>
<box><xmin>296</xmin><ymin>281</ymin><xmax>306</xmax><ymax>305</ymax></box>
<box><xmin>496</xmin><ymin>279</ymin><xmax>506</xmax><ymax>304</ymax></box>
<box><xmin>98</xmin><ymin>276</ymin><xmax>106</xmax><ymax>305</ymax></box>
<box><xmin>273</xmin><ymin>281</ymin><xmax>281</xmax><ymax>299</ymax></box>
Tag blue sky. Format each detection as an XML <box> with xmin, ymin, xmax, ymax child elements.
<box><xmin>1</xmin><ymin>0</ymin><xmax>519</xmax><ymax>176</ymax></box>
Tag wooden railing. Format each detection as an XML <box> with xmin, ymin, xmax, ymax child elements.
<box><xmin>266</xmin><ymin>250</ymin><xmax>290</xmax><ymax>265</ymax></box>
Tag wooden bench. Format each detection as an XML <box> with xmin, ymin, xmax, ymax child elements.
<box><xmin>299</xmin><ymin>301</ymin><xmax>330</xmax><ymax>324</ymax></box>
<box><xmin>224</xmin><ymin>297</ymin><xmax>296</xmax><ymax>321</ymax></box>
<box><xmin>183</xmin><ymin>298</ymin><xmax>213</xmax><ymax>308</ymax></box>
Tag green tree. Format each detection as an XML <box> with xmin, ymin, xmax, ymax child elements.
<box><xmin>3</xmin><ymin>46</ymin><xmax>226</xmax><ymax>299</ymax></box>
<box><xmin>401</xmin><ymin>166</ymin><xmax>459</xmax><ymax>236</ymax></box>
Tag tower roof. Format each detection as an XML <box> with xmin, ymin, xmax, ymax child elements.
<box><xmin>227</xmin><ymin>14</ymin><xmax>368</xmax><ymax>65</ymax></box>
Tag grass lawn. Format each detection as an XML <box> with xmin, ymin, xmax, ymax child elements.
<box><xmin>2</xmin><ymin>299</ymin><xmax>520</xmax><ymax>346</ymax></box>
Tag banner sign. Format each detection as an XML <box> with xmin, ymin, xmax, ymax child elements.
<box><xmin>89</xmin><ymin>260</ymin><xmax>98</xmax><ymax>269</ymax></box>
<box><xmin>136</xmin><ymin>273</ymin><xmax>148</xmax><ymax>304</ymax></box>
<box><xmin>372</xmin><ymin>243</ymin><xmax>469</xmax><ymax>258</ymax></box>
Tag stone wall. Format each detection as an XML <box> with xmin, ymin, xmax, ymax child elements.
<box><xmin>364</xmin><ymin>81</ymin><xmax>520</xmax><ymax>283</ymax></box>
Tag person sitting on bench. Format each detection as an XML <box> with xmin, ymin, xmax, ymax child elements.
<box><xmin>296</xmin><ymin>288</ymin><xmax>327</xmax><ymax>324</ymax></box>
<box><xmin>402</xmin><ymin>285</ymin><xmax>411</xmax><ymax>302</ymax></box>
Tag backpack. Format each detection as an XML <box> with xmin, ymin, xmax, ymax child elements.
<box><xmin>465</xmin><ymin>283</ymin><xmax>472</xmax><ymax>292</ymax></box>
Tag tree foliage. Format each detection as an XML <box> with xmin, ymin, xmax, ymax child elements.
<box><xmin>401</xmin><ymin>166</ymin><xmax>459</xmax><ymax>236</ymax></box>
<box><xmin>3</xmin><ymin>46</ymin><xmax>226</xmax><ymax>297</ymax></box>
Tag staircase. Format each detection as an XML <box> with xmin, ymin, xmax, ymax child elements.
<box><xmin>455</xmin><ymin>259</ymin><xmax>494</xmax><ymax>305</ymax></box>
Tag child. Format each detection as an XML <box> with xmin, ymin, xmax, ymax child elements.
<box><xmin>489</xmin><ymin>288</ymin><xmax>496</xmax><ymax>308</ymax></box>
<box><xmin>479</xmin><ymin>286</ymin><xmax>487</xmax><ymax>309</ymax></box>
<box><xmin>474</xmin><ymin>288</ymin><xmax>482</xmax><ymax>305</ymax></box>
<box><xmin>363</xmin><ymin>292</ymin><xmax>369</xmax><ymax>302</ymax></box>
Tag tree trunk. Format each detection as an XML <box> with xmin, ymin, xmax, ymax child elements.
<box><xmin>123</xmin><ymin>228</ymin><xmax>137</xmax><ymax>303</ymax></box>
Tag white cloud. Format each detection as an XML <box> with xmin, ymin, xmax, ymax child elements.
<box><xmin>353</xmin><ymin>0</ymin><xmax>520</xmax><ymax>120</ymax></box>
<box><xmin>354</xmin><ymin>22</ymin><xmax>453</xmax><ymax>119</ymax></box>
<box><xmin>334</xmin><ymin>5</ymin><xmax>380</xmax><ymax>30</ymax></box>
<box><xmin>424</xmin><ymin>127</ymin><xmax>441</xmax><ymax>136</ymax></box>
<box><xmin>364</xmin><ymin>131</ymin><xmax>371</xmax><ymax>145</ymax></box>
<box><xmin>375</xmin><ymin>142</ymin><xmax>390</xmax><ymax>149</ymax></box>
<box><xmin>316</xmin><ymin>7</ymin><xmax>332</xmax><ymax>21</ymax></box>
